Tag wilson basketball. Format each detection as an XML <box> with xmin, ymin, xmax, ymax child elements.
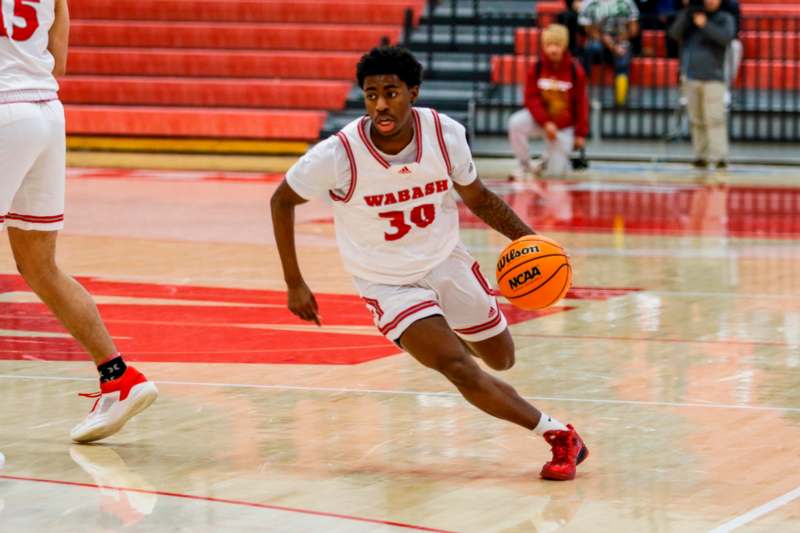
<box><xmin>495</xmin><ymin>235</ymin><xmax>572</xmax><ymax>310</ymax></box>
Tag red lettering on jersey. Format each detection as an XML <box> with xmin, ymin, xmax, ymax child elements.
<box><xmin>398</xmin><ymin>189</ymin><xmax>410</xmax><ymax>202</ymax></box>
<box><xmin>411</xmin><ymin>187</ymin><xmax>424</xmax><ymax>199</ymax></box>
<box><xmin>384</xmin><ymin>192</ymin><xmax>398</xmax><ymax>205</ymax></box>
<box><xmin>435</xmin><ymin>180</ymin><xmax>449</xmax><ymax>193</ymax></box>
<box><xmin>364</xmin><ymin>195</ymin><xmax>384</xmax><ymax>207</ymax></box>
<box><xmin>424</xmin><ymin>183</ymin><xmax>435</xmax><ymax>195</ymax></box>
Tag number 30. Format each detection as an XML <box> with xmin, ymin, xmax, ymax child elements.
<box><xmin>0</xmin><ymin>0</ymin><xmax>40</xmax><ymax>42</ymax></box>
<box><xmin>379</xmin><ymin>204</ymin><xmax>436</xmax><ymax>241</ymax></box>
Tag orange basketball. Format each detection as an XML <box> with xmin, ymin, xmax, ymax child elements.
<box><xmin>495</xmin><ymin>235</ymin><xmax>572</xmax><ymax>310</ymax></box>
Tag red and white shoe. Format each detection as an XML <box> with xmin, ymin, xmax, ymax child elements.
<box><xmin>540</xmin><ymin>424</ymin><xmax>589</xmax><ymax>481</ymax></box>
<box><xmin>71</xmin><ymin>366</ymin><xmax>158</xmax><ymax>443</ymax></box>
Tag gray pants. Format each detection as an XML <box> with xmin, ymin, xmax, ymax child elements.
<box><xmin>684</xmin><ymin>79</ymin><xmax>728</xmax><ymax>163</ymax></box>
<box><xmin>507</xmin><ymin>108</ymin><xmax>574</xmax><ymax>176</ymax></box>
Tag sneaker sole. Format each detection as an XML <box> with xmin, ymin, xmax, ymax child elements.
<box><xmin>72</xmin><ymin>382</ymin><xmax>159</xmax><ymax>444</ymax></box>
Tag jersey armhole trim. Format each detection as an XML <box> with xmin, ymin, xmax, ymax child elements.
<box><xmin>412</xmin><ymin>108</ymin><xmax>423</xmax><ymax>163</ymax></box>
<box><xmin>431</xmin><ymin>110</ymin><xmax>454</xmax><ymax>176</ymax></box>
<box><xmin>330</xmin><ymin>132</ymin><xmax>358</xmax><ymax>203</ymax></box>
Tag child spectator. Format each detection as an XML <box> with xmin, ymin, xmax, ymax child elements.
<box><xmin>507</xmin><ymin>24</ymin><xmax>590</xmax><ymax>180</ymax></box>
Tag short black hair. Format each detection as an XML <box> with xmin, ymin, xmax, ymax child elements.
<box><xmin>356</xmin><ymin>46</ymin><xmax>423</xmax><ymax>89</ymax></box>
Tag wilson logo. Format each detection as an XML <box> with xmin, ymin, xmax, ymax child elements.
<box><xmin>496</xmin><ymin>245</ymin><xmax>540</xmax><ymax>272</ymax></box>
<box><xmin>508</xmin><ymin>266</ymin><xmax>542</xmax><ymax>290</ymax></box>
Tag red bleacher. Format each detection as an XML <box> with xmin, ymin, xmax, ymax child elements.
<box><xmin>67</xmin><ymin>49</ymin><xmax>362</xmax><ymax>79</ymax></box>
<box><xmin>70</xmin><ymin>0</ymin><xmax>423</xmax><ymax>25</ymax></box>
<box><xmin>64</xmin><ymin>0</ymin><xmax>425</xmax><ymax>141</ymax></box>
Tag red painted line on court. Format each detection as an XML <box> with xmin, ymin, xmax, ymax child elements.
<box><xmin>513</xmin><ymin>333</ymin><xmax>789</xmax><ymax>347</ymax></box>
<box><xmin>0</xmin><ymin>474</ymin><xmax>458</xmax><ymax>532</ymax></box>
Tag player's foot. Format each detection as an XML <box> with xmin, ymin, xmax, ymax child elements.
<box><xmin>692</xmin><ymin>159</ymin><xmax>709</xmax><ymax>169</ymax></box>
<box><xmin>70</xmin><ymin>445</ymin><xmax>157</xmax><ymax>523</ymax></box>
<box><xmin>540</xmin><ymin>424</ymin><xmax>588</xmax><ymax>481</ymax></box>
<box><xmin>71</xmin><ymin>366</ymin><xmax>158</xmax><ymax>443</ymax></box>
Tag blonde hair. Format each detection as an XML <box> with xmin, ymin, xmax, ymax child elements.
<box><xmin>541</xmin><ymin>24</ymin><xmax>569</xmax><ymax>49</ymax></box>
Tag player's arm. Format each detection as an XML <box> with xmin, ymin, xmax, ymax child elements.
<box><xmin>454</xmin><ymin>179</ymin><xmax>535</xmax><ymax>241</ymax></box>
<box><xmin>270</xmin><ymin>180</ymin><xmax>321</xmax><ymax>325</ymax></box>
<box><xmin>48</xmin><ymin>0</ymin><xmax>69</xmax><ymax>76</ymax></box>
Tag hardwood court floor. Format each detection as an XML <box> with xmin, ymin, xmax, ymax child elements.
<box><xmin>0</xmin><ymin>165</ymin><xmax>799</xmax><ymax>532</ymax></box>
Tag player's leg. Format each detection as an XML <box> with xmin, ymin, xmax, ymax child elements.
<box><xmin>400</xmin><ymin>315</ymin><xmax>539</xmax><ymax>428</ymax></box>
<box><xmin>6</xmin><ymin>101</ymin><xmax>157</xmax><ymax>443</ymax></box>
<box><xmin>8</xmin><ymin>228</ymin><xmax>117</xmax><ymax>363</ymax></box>
<box><xmin>400</xmin><ymin>317</ymin><xmax>587</xmax><ymax>480</ymax></box>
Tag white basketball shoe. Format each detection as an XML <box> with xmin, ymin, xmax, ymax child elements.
<box><xmin>71</xmin><ymin>366</ymin><xmax>158</xmax><ymax>443</ymax></box>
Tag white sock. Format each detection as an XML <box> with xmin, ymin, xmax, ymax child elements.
<box><xmin>533</xmin><ymin>413</ymin><xmax>568</xmax><ymax>435</ymax></box>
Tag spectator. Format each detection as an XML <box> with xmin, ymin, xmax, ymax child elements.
<box><xmin>557</xmin><ymin>0</ymin><xmax>587</xmax><ymax>57</ymax></box>
<box><xmin>669</xmin><ymin>0</ymin><xmax>735</xmax><ymax>168</ymax></box>
<box><xmin>507</xmin><ymin>24</ymin><xmax>589</xmax><ymax>180</ymax></box>
<box><xmin>578</xmin><ymin>0</ymin><xmax>640</xmax><ymax>105</ymax></box>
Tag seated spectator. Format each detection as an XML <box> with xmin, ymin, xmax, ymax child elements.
<box><xmin>669</xmin><ymin>0</ymin><xmax>735</xmax><ymax>168</ymax></box>
<box><xmin>507</xmin><ymin>24</ymin><xmax>589</xmax><ymax>180</ymax></box>
<box><xmin>557</xmin><ymin>0</ymin><xmax>587</xmax><ymax>57</ymax></box>
<box><xmin>578</xmin><ymin>0</ymin><xmax>640</xmax><ymax>105</ymax></box>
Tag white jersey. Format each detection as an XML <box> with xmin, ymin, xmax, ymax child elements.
<box><xmin>286</xmin><ymin>108</ymin><xmax>478</xmax><ymax>284</ymax></box>
<box><xmin>0</xmin><ymin>0</ymin><xmax>58</xmax><ymax>103</ymax></box>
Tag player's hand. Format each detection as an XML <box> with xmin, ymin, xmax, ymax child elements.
<box><xmin>287</xmin><ymin>282</ymin><xmax>321</xmax><ymax>326</ymax></box>
<box><xmin>693</xmin><ymin>12</ymin><xmax>707</xmax><ymax>28</ymax></box>
<box><xmin>544</xmin><ymin>121</ymin><xmax>558</xmax><ymax>140</ymax></box>
<box><xmin>574</xmin><ymin>136</ymin><xmax>586</xmax><ymax>150</ymax></box>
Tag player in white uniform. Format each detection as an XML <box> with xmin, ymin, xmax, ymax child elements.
<box><xmin>0</xmin><ymin>0</ymin><xmax>156</xmax><ymax>444</ymax></box>
<box><xmin>272</xmin><ymin>47</ymin><xmax>588</xmax><ymax>480</ymax></box>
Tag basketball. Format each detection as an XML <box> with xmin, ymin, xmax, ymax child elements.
<box><xmin>495</xmin><ymin>235</ymin><xmax>572</xmax><ymax>310</ymax></box>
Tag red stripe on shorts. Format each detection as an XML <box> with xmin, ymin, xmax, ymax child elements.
<box><xmin>453</xmin><ymin>310</ymin><xmax>503</xmax><ymax>335</ymax></box>
<box><xmin>379</xmin><ymin>300</ymin><xmax>440</xmax><ymax>336</ymax></box>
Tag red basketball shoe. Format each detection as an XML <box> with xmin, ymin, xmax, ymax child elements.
<box><xmin>540</xmin><ymin>424</ymin><xmax>589</xmax><ymax>481</ymax></box>
<box><xmin>70</xmin><ymin>366</ymin><xmax>158</xmax><ymax>443</ymax></box>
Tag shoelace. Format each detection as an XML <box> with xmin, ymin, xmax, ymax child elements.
<box><xmin>78</xmin><ymin>391</ymin><xmax>102</xmax><ymax>412</ymax></box>
<box><xmin>546</xmin><ymin>433</ymin><xmax>570</xmax><ymax>462</ymax></box>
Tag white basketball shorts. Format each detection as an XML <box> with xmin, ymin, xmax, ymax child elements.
<box><xmin>353</xmin><ymin>243</ymin><xmax>508</xmax><ymax>344</ymax></box>
<box><xmin>0</xmin><ymin>100</ymin><xmax>65</xmax><ymax>231</ymax></box>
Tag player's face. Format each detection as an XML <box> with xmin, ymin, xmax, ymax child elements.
<box><xmin>362</xmin><ymin>74</ymin><xmax>419</xmax><ymax>138</ymax></box>
<box><xmin>544</xmin><ymin>43</ymin><xmax>565</xmax><ymax>63</ymax></box>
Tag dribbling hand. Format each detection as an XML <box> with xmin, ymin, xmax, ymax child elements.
<box><xmin>287</xmin><ymin>281</ymin><xmax>321</xmax><ymax>326</ymax></box>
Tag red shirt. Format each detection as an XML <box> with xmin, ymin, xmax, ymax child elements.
<box><xmin>525</xmin><ymin>52</ymin><xmax>589</xmax><ymax>138</ymax></box>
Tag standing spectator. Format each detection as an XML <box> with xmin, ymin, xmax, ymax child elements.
<box><xmin>557</xmin><ymin>0</ymin><xmax>587</xmax><ymax>57</ymax></box>
<box><xmin>669</xmin><ymin>0</ymin><xmax>735</xmax><ymax>168</ymax></box>
<box><xmin>508</xmin><ymin>24</ymin><xmax>589</xmax><ymax>180</ymax></box>
<box><xmin>579</xmin><ymin>0</ymin><xmax>640</xmax><ymax>105</ymax></box>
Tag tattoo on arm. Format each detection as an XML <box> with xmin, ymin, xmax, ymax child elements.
<box><xmin>468</xmin><ymin>188</ymin><xmax>535</xmax><ymax>241</ymax></box>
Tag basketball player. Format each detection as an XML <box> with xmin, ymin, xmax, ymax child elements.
<box><xmin>271</xmin><ymin>46</ymin><xmax>588</xmax><ymax>480</ymax></box>
<box><xmin>0</xmin><ymin>0</ymin><xmax>157</xmax><ymax>443</ymax></box>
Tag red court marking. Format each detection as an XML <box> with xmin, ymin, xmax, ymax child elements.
<box><xmin>0</xmin><ymin>475</ymin><xmax>456</xmax><ymax>533</ymax></box>
<box><xmin>0</xmin><ymin>275</ymin><xmax>594</xmax><ymax>364</ymax></box>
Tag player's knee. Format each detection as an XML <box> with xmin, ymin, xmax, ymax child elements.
<box><xmin>486</xmin><ymin>352</ymin><xmax>515</xmax><ymax>371</ymax></box>
<box><xmin>15</xmin><ymin>257</ymin><xmax>57</xmax><ymax>286</ymax></box>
